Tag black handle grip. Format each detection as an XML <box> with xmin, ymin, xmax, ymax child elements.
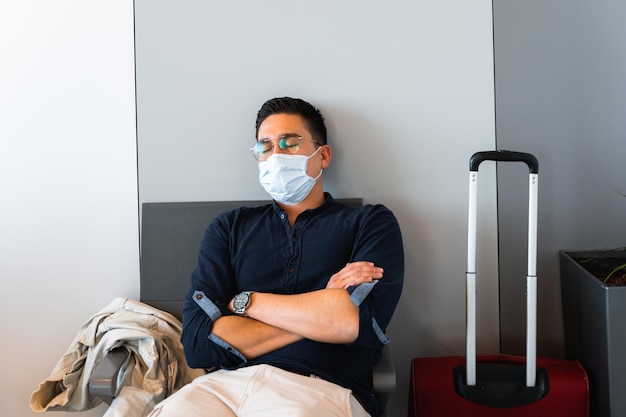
<box><xmin>469</xmin><ymin>150</ymin><xmax>538</xmax><ymax>173</ymax></box>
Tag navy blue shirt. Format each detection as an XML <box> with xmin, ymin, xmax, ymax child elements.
<box><xmin>181</xmin><ymin>194</ymin><xmax>404</xmax><ymax>416</ymax></box>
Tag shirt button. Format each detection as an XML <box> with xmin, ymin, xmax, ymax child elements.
<box><xmin>288</xmin><ymin>267</ymin><xmax>295</xmax><ymax>273</ymax></box>
<box><xmin>292</xmin><ymin>236</ymin><xmax>297</xmax><ymax>242</ymax></box>
<box><xmin>280</xmin><ymin>214</ymin><xmax>285</xmax><ymax>219</ymax></box>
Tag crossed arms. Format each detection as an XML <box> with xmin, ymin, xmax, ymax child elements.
<box><xmin>216</xmin><ymin>261</ymin><xmax>384</xmax><ymax>359</ymax></box>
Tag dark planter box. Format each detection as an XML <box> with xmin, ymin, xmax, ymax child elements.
<box><xmin>560</xmin><ymin>250</ymin><xmax>626</xmax><ymax>417</ymax></box>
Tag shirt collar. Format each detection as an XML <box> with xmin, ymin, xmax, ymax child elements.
<box><xmin>271</xmin><ymin>192</ymin><xmax>335</xmax><ymax>218</ymax></box>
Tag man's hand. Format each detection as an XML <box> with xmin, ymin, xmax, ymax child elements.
<box><xmin>326</xmin><ymin>261</ymin><xmax>384</xmax><ymax>289</ymax></box>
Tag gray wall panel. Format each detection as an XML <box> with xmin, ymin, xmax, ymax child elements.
<box><xmin>135</xmin><ymin>1</ymin><xmax>497</xmax><ymax>415</ymax></box>
<box><xmin>494</xmin><ymin>0</ymin><xmax>626</xmax><ymax>357</ymax></box>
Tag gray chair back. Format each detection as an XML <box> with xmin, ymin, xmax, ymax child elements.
<box><xmin>140</xmin><ymin>199</ymin><xmax>363</xmax><ymax>319</ymax></box>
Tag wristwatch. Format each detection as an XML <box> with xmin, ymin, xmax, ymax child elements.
<box><xmin>233</xmin><ymin>291</ymin><xmax>254</xmax><ymax>315</ymax></box>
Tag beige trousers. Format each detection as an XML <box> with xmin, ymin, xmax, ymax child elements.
<box><xmin>148</xmin><ymin>364</ymin><xmax>370</xmax><ymax>417</ymax></box>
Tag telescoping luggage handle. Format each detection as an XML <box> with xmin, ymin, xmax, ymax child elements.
<box><xmin>465</xmin><ymin>151</ymin><xmax>539</xmax><ymax>390</ymax></box>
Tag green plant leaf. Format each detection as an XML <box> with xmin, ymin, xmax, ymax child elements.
<box><xmin>604</xmin><ymin>263</ymin><xmax>626</xmax><ymax>283</ymax></box>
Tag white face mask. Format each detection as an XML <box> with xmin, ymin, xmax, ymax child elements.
<box><xmin>258</xmin><ymin>146</ymin><xmax>323</xmax><ymax>205</ymax></box>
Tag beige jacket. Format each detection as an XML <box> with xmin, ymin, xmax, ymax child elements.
<box><xmin>30</xmin><ymin>297</ymin><xmax>204</xmax><ymax>417</ymax></box>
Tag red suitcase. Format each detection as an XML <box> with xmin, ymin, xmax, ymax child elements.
<box><xmin>409</xmin><ymin>151</ymin><xmax>589</xmax><ymax>417</ymax></box>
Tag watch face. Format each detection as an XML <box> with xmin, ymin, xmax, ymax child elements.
<box><xmin>234</xmin><ymin>292</ymin><xmax>250</xmax><ymax>313</ymax></box>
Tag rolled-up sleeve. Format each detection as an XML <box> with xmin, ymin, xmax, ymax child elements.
<box><xmin>347</xmin><ymin>205</ymin><xmax>404</xmax><ymax>348</ymax></box>
<box><xmin>181</xmin><ymin>215</ymin><xmax>247</xmax><ymax>369</ymax></box>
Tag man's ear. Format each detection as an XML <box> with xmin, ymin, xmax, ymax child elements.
<box><xmin>320</xmin><ymin>145</ymin><xmax>332</xmax><ymax>169</ymax></box>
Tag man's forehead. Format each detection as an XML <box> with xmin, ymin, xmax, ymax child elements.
<box><xmin>258</xmin><ymin>114</ymin><xmax>309</xmax><ymax>138</ymax></box>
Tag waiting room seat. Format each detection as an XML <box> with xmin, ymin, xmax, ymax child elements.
<box><xmin>89</xmin><ymin>200</ymin><xmax>396</xmax><ymax>414</ymax></box>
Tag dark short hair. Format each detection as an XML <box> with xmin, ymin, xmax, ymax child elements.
<box><xmin>255</xmin><ymin>97</ymin><xmax>327</xmax><ymax>145</ymax></box>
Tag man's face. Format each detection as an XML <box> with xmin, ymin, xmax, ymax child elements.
<box><xmin>256</xmin><ymin>113</ymin><xmax>325</xmax><ymax>179</ymax></box>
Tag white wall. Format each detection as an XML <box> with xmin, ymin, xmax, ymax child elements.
<box><xmin>135</xmin><ymin>2</ymin><xmax>498</xmax><ymax>416</ymax></box>
<box><xmin>0</xmin><ymin>2</ymin><xmax>138</xmax><ymax>416</ymax></box>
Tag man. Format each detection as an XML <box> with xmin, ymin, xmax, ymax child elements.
<box><xmin>149</xmin><ymin>97</ymin><xmax>404</xmax><ymax>417</ymax></box>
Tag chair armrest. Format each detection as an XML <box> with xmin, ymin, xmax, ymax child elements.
<box><xmin>372</xmin><ymin>344</ymin><xmax>395</xmax><ymax>415</ymax></box>
<box><xmin>89</xmin><ymin>347</ymin><xmax>135</xmax><ymax>404</ymax></box>
<box><xmin>373</xmin><ymin>344</ymin><xmax>396</xmax><ymax>394</ymax></box>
